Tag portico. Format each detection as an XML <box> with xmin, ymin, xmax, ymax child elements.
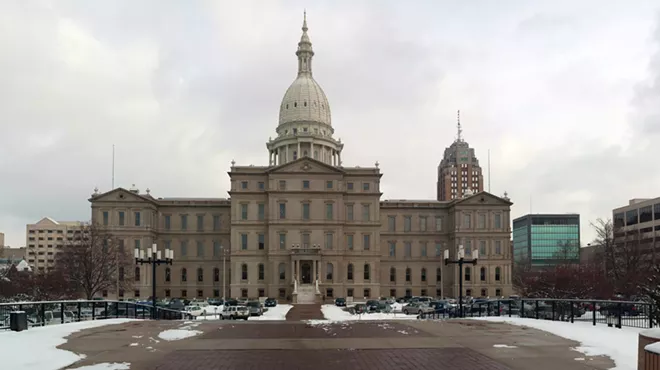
<box><xmin>291</xmin><ymin>245</ymin><xmax>321</xmax><ymax>285</ymax></box>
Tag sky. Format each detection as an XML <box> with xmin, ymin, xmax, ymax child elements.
<box><xmin>1</xmin><ymin>0</ymin><xmax>659</xmax><ymax>248</ymax></box>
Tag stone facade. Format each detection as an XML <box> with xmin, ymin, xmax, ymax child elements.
<box><xmin>87</xmin><ymin>14</ymin><xmax>514</xmax><ymax>301</ymax></box>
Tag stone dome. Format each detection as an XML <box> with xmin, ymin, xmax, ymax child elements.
<box><xmin>278</xmin><ymin>76</ymin><xmax>331</xmax><ymax>127</ymax></box>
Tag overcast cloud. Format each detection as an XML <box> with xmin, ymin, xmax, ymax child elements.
<box><xmin>1</xmin><ymin>0</ymin><xmax>659</xmax><ymax>247</ymax></box>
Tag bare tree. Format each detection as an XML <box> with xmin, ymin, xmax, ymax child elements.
<box><xmin>591</xmin><ymin>218</ymin><xmax>651</xmax><ymax>297</ymax></box>
<box><xmin>54</xmin><ymin>223</ymin><xmax>134</xmax><ymax>299</ymax></box>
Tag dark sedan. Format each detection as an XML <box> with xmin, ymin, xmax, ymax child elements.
<box><xmin>264</xmin><ymin>298</ymin><xmax>277</xmax><ymax>307</ymax></box>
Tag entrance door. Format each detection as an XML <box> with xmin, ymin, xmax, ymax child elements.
<box><xmin>301</xmin><ymin>262</ymin><xmax>312</xmax><ymax>284</ymax></box>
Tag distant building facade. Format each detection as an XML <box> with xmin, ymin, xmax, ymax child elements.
<box><xmin>513</xmin><ymin>214</ymin><xmax>580</xmax><ymax>268</ymax></box>
<box><xmin>612</xmin><ymin>198</ymin><xmax>660</xmax><ymax>260</ymax></box>
<box><xmin>25</xmin><ymin>217</ymin><xmax>83</xmax><ymax>273</ymax></box>
<box><xmin>89</xmin><ymin>15</ymin><xmax>515</xmax><ymax>302</ymax></box>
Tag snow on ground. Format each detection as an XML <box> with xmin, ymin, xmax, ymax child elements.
<box><xmin>0</xmin><ymin>319</ymin><xmax>139</xmax><ymax>370</ymax></box>
<box><xmin>157</xmin><ymin>321</ymin><xmax>203</xmax><ymax>341</ymax></box>
<box><xmin>249</xmin><ymin>304</ymin><xmax>292</xmax><ymax>321</ymax></box>
<box><xmin>70</xmin><ymin>363</ymin><xmax>131</xmax><ymax>369</ymax></box>
<box><xmin>471</xmin><ymin>316</ymin><xmax>643</xmax><ymax>370</ymax></box>
<box><xmin>307</xmin><ymin>304</ymin><xmax>419</xmax><ymax>324</ymax></box>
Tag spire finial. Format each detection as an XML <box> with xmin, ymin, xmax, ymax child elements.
<box><xmin>303</xmin><ymin>9</ymin><xmax>307</xmax><ymax>31</ymax></box>
<box><xmin>296</xmin><ymin>10</ymin><xmax>314</xmax><ymax>77</ymax></box>
<box><xmin>456</xmin><ymin>110</ymin><xmax>463</xmax><ymax>142</ymax></box>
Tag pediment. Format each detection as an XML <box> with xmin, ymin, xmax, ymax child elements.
<box><xmin>454</xmin><ymin>191</ymin><xmax>513</xmax><ymax>207</ymax></box>
<box><xmin>35</xmin><ymin>217</ymin><xmax>60</xmax><ymax>226</ymax></box>
<box><xmin>89</xmin><ymin>188</ymin><xmax>156</xmax><ymax>205</ymax></box>
<box><xmin>266</xmin><ymin>157</ymin><xmax>345</xmax><ymax>175</ymax></box>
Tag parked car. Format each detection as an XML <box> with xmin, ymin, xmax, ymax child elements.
<box><xmin>335</xmin><ymin>298</ymin><xmax>346</xmax><ymax>307</ymax></box>
<box><xmin>184</xmin><ymin>305</ymin><xmax>208</xmax><ymax>317</ymax></box>
<box><xmin>264</xmin><ymin>298</ymin><xmax>277</xmax><ymax>308</ymax></box>
<box><xmin>224</xmin><ymin>299</ymin><xmax>239</xmax><ymax>306</ymax></box>
<box><xmin>246</xmin><ymin>301</ymin><xmax>263</xmax><ymax>316</ymax></box>
<box><xmin>167</xmin><ymin>299</ymin><xmax>185</xmax><ymax>311</ymax></box>
<box><xmin>207</xmin><ymin>298</ymin><xmax>223</xmax><ymax>306</ymax></box>
<box><xmin>402</xmin><ymin>302</ymin><xmax>435</xmax><ymax>315</ymax></box>
<box><xmin>600</xmin><ymin>302</ymin><xmax>640</xmax><ymax>317</ymax></box>
<box><xmin>221</xmin><ymin>305</ymin><xmax>250</xmax><ymax>320</ymax></box>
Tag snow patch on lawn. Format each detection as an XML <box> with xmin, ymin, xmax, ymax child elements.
<box><xmin>307</xmin><ymin>304</ymin><xmax>419</xmax><ymax>324</ymax></box>
<box><xmin>157</xmin><ymin>321</ymin><xmax>203</xmax><ymax>341</ymax></box>
<box><xmin>70</xmin><ymin>363</ymin><xmax>131</xmax><ymax>369</ymax></box>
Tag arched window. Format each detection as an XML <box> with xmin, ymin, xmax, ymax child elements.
<box><xmin>363</xmin><ymin>264</ymin><xmax>370</xmax><ymax>280</ymax></box>
<box><xmin>241</xmin><ymin>264</ymin><xmax>248</xmax><ymax>280</ymax></box>
<box><xmin>436</xmin><ymin>267</ymin><xmax>441</xmax><ymax>282</ymax></box>
<box><xmin>135</xmin><ymin>267</ymin><xmax>140</xmax><ymax>282</ymax></box>
<box><xmin>165</xmin><ymin>267</ymin><xmax>171</xmax><ymax>282</ymax></box>
<box><xmin>279</xmin><ymin>263</ymin><xmax>286</xmax><ymax>280</ymax></box>
<box><xmin>258</xmin><ymin>263</ymin><xmax>265</xmax><ymax>280</ymax></box>
<box><xmin>465</xmin><ymin>267</ymin><xmax>471</xmax><ymax>281</ymax></box>
<box><xmin>181</xmin><ymin>268</ymin><xmax>187</xmax><ymax>282</ymax></box>
<box><xmin>326</xmin><ymin>263</ymin><xmax>333</xmax><ymax>280</ymax></box>
<box><xmin>197</xmin><ymin>267</ymin><xmax>204</xmax><ymax>282</ymax></box>
<box><xmin>293</xmin><ymin>151</ymin><xmax>298</xmax><ymax>160</ymax></box>
<box><xmin>118</xmin><ymin>267</ymin><xmax>124</xmax><ymax>281</ymax></box>
<box><xmin>421</xmin><ymin>268</ymin><xmax>427</xmax><ymax>282</ymax></box>
<box><xmin>405</xmin><ymin>267</ymin><xmax>411</xmax><ymax>282</ymax></box>
<box><xmin>347</xmin><ymin>263</ymin><xmax>354</xmax><ymax>280</ymax></box>
<box><xmin>480</xmin><ymin>267</ymin><xmax>486</xmax><ymax>281</ymax></box>
<box><xmin>389</xmin><ymin>267</ymin><xmax>396</xmax><ymax>282</ymax></box>
<box><xmin>213</xmin><ymin>268</ymin><xmax>220</xmax><ymax>282</ymax></box>
<box><xmin>495</xmin><ymin>267</ymin><xmax>501</xmax><ymax>281</ymax></box>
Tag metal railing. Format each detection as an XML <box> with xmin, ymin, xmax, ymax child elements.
<box><xmin>417</xmin><ymin>298</ymin><xmax>654</xmax><ymax>329</ymax></box>
<box><xmin>0</xmin><ymin>300</ymin><xmax>193</xmax><ymax>330</ymax></box>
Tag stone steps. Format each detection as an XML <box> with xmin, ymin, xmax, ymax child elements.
<box><xmin>285</xmin><ymin>304</ymin><xmax>324</xmax><ymax>321</ymax></box>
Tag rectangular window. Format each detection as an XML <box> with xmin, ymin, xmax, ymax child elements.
<box><xmin>303</xmin><ymin>180</ymin><xmax>310</xmax><ymax>189</ymax></box>
<box><xmin>213</xmin><ymin>215</ymin><xmax>220</xmax><ymax>231</ymax></box>
<box><xmin>240</xmin><ymin>204</ymin><xmax>248</xmax><ymax>220</ymax></box>
<box><xmin>102</xmin><ymin>211</ymin><xmax>109</xmax><ymax>226</ymax></box>
<box><xmin>279</xmin><ymin>180</ymin><xmax>286</xmax><ymax>190</ymax></box>
<box><xmin>326</xmin><ymin>288</ymin><xmax>334</xmax><ymax>298</ymax></box>
<box><xmin>363</xmin><ymin>234</ymin><xmax>370</xmax><ymax>250</ymax></box>
<box><xmin>302</xmin><ymin>203</ymin><xmax>310</xmax><ymax>220</ymax></box>
<box><xmin>463</xmin><ymin>213</ymin><xmax>471</xmax><ymax>228</ymax></box>
<box><xmin>197</xmin><ymin>215</ymin><xmax>204</xmax><ymax>231</ymax></box>
<box><xmin>465</xmin><ymin>240</ymin><xmax>472</xmax><ymax>255</ymax></box>
<box><xmin>279</xmin><ymin>289</ymin><xmax>286</xmax><ymax>299</ymax></box>
<box><xmin>362</xmin><ymin>204</ymin><xmax>370</xmax><ymax>221</ymax></box>
<box><xmin>325</xmin><ymin>233</ymin><xmax>333</xmax><ymax>249</ymax></box>
<box><xmin>213</xmin><ymin>241</ymin><xmax>221</xmax><ymax>256</ymax></box>
<box><xmin>279</xmin><ymin>233</ymin><xmax>286</xmax><ymax>250</ymax></box>
<box><xmin>326</xmin><ymin>203</ymin><xmax>333</xmax><ymax>220</ymax></box>
<box><xmin>495</xmin><ymin>240</ymin><xmax>502</xmax><ymax>254</ymax></box>
<box><xmin>404</xmin><ymin>216</ymin><xmax>412</xmax><ymax>232</ymax></box>
<box><xmin>389</xmin><ymin>241</ymin><xmax>396</xmax><ymax>257</ymax></box>
<box><xmin>420</xmin><ymin>217</ymin><xmax>427</xmax><ymax>231</ymax></box>
<box><xmin>388</xmin><ymin>216</ymin><xmax>396</xmax><ymax>231</ymax></box>
<box><xmin>494</xmin><ymin>214</ymin><xmax>502</xmax><ymax>229</ymax></box>
<box><xmin>118</xmin><ymin>211</ymin><xmax>125</xmax><ymax>226</ymax></box>
<box><xmin>197</xmin><ymin>241</ymin><xmax>204</xmax><ymax>256</ymax></box>
<box><xmin>258</xmin><ymin>233</ymin><xmax>265</xmax><ymax>250</ymax></box>
<box><xmin>279</xmin><ymin>203</ymin><xmax>286</xmax><ymax>219</ymax></box>
<box><xmin>435</xmin><ymin>217</ymin><xmax>442</xmax><ymax>231</ymax></box>
<box><xmin>241</xmin><ymin>181</ymin><xmax>248</xmax><ymax>189</ymax></box>
<box><xmin>479</xmin><ymin>240</ymin><xmax>486</xmax><ymax>256</ymax></box>
<box><xmin>404</xmin><ymin>242</ymin><xmax>412</xmax><ymax>257</ymax></box>
<box><xmin>258</xmin><ymin>203</ymin><xmax>265</xmax><ymax>220</ymax></box>
<box><xmin>347</xmin><ymin>182</ymin><xmax>354</xmax><ymax>190</ymax></box>
<box><xmin>346</xmin><ymin>234</ymin><xmax>354</xmax><ymax>250</ymax></box>
<box><xmin>346</xmin><ymin>205</ymin><xmax>354</xmax><ymax>221</ymax></box>
<box><xmin>326</xmin><ymin>180</ymin><xmax>333</xmax><ymax>189</ymax></box>
<box><xmin>181</xmin><ymin>215</ymin><xmax>187</xmax><ymax>230</ymax></box>
<box><xmin>241</xmin><ymin>234</ymin><xmax>248</xmax><ymax>250</ymax></box>
<box><xmin>258</xmin><ymin>181</ymin><xmax>265</xmax><ymax>190</ymax></box>
<box><xmin>435</xmin><ymin>243</ymin><xmax>442</xmax><ymax>257</ymax></box>
<box><xmin>363</xmin><ymin>183</ymin><xmax>370</xmax><ymax>191</ymax></box>
<box><xmin>420</xmin><ymin>242</ymin><xmax>427</xmax><ymax>257</ymax></box>
<box><xmin>347</xmin><ymin>288</ymin><xmax>354</xmax><ymax>297</ymax></box>
<box><xmin>180</xmin><ymin>241</ymin><xmax>188</xmax><ymax>256</ymax></box>
<box><xmin>134</xmin><ymin>239</ymin><xmax>141</xmax><ymax>250</ymax></box>
<box><xmin>134</xmin><ymin>212</ymin><xmax>141</xmax><ymax>226</ymax></box>
<box><xmin>302</xmin><ymin>233</ymin><xmax>310</xmax><ymax>248</ymax></box>
<box><xmin>478</xmin><ymin>214</ymin><xmax>486</xmax><ymax>229</ymax></box>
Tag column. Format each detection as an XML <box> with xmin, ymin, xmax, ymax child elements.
<box><xmin>286</xmin><ymin>146</ymin><xmax>289</xmax><ymax>163</ymax></box>
<box><xmin>312</xmin><ymin>261</ymin><xmax>316</xmax><ymax>282</ymax></box>
<box><xmin>297</xmin><ymin>142</ymin><xmax>301</xmax><ymax>158</ymax></box>
<box><xmin>317</xmin><ymin>260</ymin><xmax>321</xmax><ymax>283</ymax></box>
<box><xmin>338</xmin><ymin>152</ymin><xmax>341</xmax><ymax>166</ymax></box>
<box><xmin>310</xmin><ymin>142</ymin><xmax>314</xmax><ymax>159</ymax></box>
<box><xmin>291</xmin><ymin>260</ymin><xmax>295</xmax><ymax>281</ymax></box>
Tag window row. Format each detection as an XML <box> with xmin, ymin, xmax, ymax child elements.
<box><xmin>237</xmin><ymin>202</ymin><xmax>373</xmax><ymax>222</ymax></box>
<box><xmin>128</xmin><ymin>240</ymin><xmax>229</xmax><ymax>257</ymax></box>
<box><xmin>462</xmin><ymin>212</ymin><xmax>503</xmax><ymax>229</ymax></box>
<box><xmin>101</xmin><ymin>211</ymin><xmax>226</xmax><ymax>232</ymax></box>
<box><xmin>387</xmin><ymin>215</ymin><xmax>443</xmax><ymax>232</ymax></box>
<box><xmin>463</xmin><ymin>266</ymin><xmax>503</xmax><ymax>282</ymax></box>
<box><xmin>236</xmin><ymin>232</ymin><xmax>374</xmax><ymax>251</ymax></box>
<box><xmin>101</xmin><ymin>210</ymin><xmax>144</xmax><ymax>227</ymax></box>
<box><xmin>237</xmin><ymin>179</ymin><xmax>372</xmax><ymax>192</ymax></box>
<box><xmin>386</xmin><ymin>240</ymin><xmax>504</xmax><ymax>258</ymax></box>
<box><xmin>131</xmin><ymin>266</ymin><xmax>226</xmax><ymax>283</ymax></box>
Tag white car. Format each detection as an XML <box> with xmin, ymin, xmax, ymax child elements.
<box><xmin>184</xmin><ymin>305</ymin><xmax>208</xmax><ymax>317</ymax></box>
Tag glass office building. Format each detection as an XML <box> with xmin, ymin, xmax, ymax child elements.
<box><xmin>512</xmin><ymin>214</ymin><xmax>580</xmax><ymax>267</ymax></box>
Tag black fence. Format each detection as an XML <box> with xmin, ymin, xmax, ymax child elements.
<box><xmin>0</xmin><ymin>300</ymin><xmax>192</xmax><ymax>330</ymax></box>
<box><xmin>417</xmin><ymin>298</ymin><xmax>654</xmax><ymax>329</ymax></box>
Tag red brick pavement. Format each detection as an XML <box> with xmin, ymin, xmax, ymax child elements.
<box><xmin>285</xmin><ymin>304</ymin><xmax>324</xmax><ymax>321</ymax></box>
<box><xmin>153</xmin><ymin>348</ymin><xmax>512</xmax><ymax>370</ymax></box>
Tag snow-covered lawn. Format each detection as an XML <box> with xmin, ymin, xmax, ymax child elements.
<box><xmin>158</xmin><ymin>321</ymin><xmax>203</xmax><ymax>341</ymax></box>
<box><xmin>307</xmin><ymin>304</ymin><xmax>419</xmax><ymax>324</ymax></box>
<box><xmin>0</xmin><ymin>319</ymin><xmax>139</xmax><ymax>370</ymax></box>
<box><xmin>70</xmin><ymin>363</ymin><xmax>130</xmax><ymax>369</ymax></box>
<box><xmin>470</xmin><ymin>316</ymin><xmax>643</xmax><ymax>370</ymax></box>
<box><xmin>194</xmin><ymin>304</ymin><xmax>293</xmax><ymax>321</ymax></box>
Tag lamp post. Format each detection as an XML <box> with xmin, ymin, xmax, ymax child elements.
<box><xmin>135</xmin><ymin>243</ymin><xmax>173</xmax><ymax>319</ymax></box>
<box><xmin>444</xmin><ymin>245</ymin><xmax>478</xmax><ymax>318</ymax></box>
<box><xmin>221</xmin><ymin>246</ymin><xmax>229</xmax><ymax>301</ymax></box>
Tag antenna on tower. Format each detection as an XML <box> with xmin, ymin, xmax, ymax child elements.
<box><xmin>112</xmin><ymin>144</ymin><xmax>115</xmax><ymax>189</ymax></box>
<box><xmin>488</xmin><ymin>149</ymin><xmax>491</xmax><ymax>193</ymax></box>
<box><xmin>456</xmin><ymin>110</ymin><xmax>463</xmax><ymax>142</ymax></box>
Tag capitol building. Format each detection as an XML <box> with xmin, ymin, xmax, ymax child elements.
<box><xmin>89</xmin><ymin>15</ymin><xmax>514</xmax><ymax>303</ymax></box>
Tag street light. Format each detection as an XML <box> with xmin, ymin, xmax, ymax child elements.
<box><xmin>444</xmin><ymin>245</ymin><xmax>478</xmax><ymax>317</ymax></box>
<box><xmin>134</xmin><ymin>243</ymin><xmax>173</xmax><ymax>319</ymax></box>
<box><xmin>221</xmin><ymin>246</ymin><xmax>230</xmax><ymax>301</ymax></box>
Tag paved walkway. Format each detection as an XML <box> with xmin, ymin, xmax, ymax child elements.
<box><xmin>285</xmin><ymin>304</ymin><xmax>324</xmax><ymax>321</ymax></box>
<box><xmin>60</xmin><ymin>319</ymin><xmax>616</xmax><ymax>370</ymax></box>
